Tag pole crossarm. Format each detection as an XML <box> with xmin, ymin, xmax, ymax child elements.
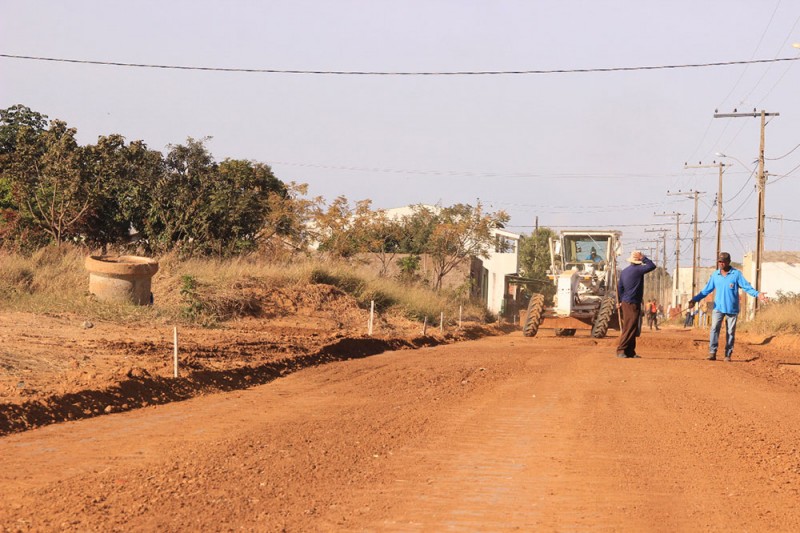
<box><xmin>683</xmin><ymin>162</ymin><xmax>730</xmax><ymax>262</ymax></box>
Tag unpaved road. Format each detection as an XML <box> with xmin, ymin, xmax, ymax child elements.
<box><xmin>2</xmin><ymin>328</ymin><xmax>800</xmax><ymax>531</ymax></box>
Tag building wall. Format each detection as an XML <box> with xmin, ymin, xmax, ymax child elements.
<box><xmin>672</xmin><ymin>266</ymin><xmax>716</xmax><ymax>307</ymax></box>
<box><xmin>742</xmin><ymin>251</ymin><xmax>800</xmax><ymax>317</ymax></box>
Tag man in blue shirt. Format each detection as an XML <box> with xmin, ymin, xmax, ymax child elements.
<box><xmin>688</xmin><ymin>251</ymin><xmax>768</xmax><ymax>361</ymax></box>
<box><xmin>616</xmin><ymin>250</ymin><xmax>656</xmax><ymax>358</ymax></box>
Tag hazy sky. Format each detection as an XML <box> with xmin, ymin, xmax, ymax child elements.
<box><xmin>2</xmin><ymin>1</ymin><xmax>799</xmax><ymax>268</ymax></box>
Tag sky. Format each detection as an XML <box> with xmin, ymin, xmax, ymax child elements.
<box><xmin>2</xmin><ymin>1</ymin><xmax>799</xmax><ymax>269</ymax></box>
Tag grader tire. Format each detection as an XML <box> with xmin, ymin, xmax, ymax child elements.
<box><xmin>591</xmin><ymin>296</ymin><xmax>616</xmax><ymax>338</ymax></box>
<box><xmin>555</xmin><ymin>328</ymin><xmax>577</xmax><ymax>337</ymax></box>
<box><xmin>522</xmin><ymin>293</ymin><xmax>545</xmax><ymax>337</ymax></box>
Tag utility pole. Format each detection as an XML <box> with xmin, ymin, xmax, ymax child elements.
<box><xmin>667</xmin><ymin>190</ymin><xmax>704</xmax><ymax>296</ymax></box>
<box><xmin>713</xmin><ymin>108</ymin><xmax>779</xmax><ymax>311</ymax></box>
<box><xmin>645</xmin><ymin>228</ymin><xmax>670</xmax><ymax>303</ymax></box>
<box><xmin>684</xmin><ymin>161</ymin><xmax>729</xmax><ymax>261</ymax></box>
<box><xmin>655</xmin><ymin>213</ymin><xmax>683</xmax><ymax>306</ymax></box>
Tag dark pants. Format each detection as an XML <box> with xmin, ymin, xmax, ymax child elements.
<box><xmin>617</xmin><ymin>302</ymin><xmax>641</xmax><ymax>356</ymax></box>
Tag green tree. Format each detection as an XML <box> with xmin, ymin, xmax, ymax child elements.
<box><xmin>3</xmin><ymin>120</ymin><xmax>95</xmax><ymax>245</ymax></box>
<box><xmin>207</xmin><ymin>158</ymin><xmax>286</xmax><ymax>255</ymax></box>
<box><xmin>81</xmin><ymin>135</ymin><xmax>164</xmax><ymax>248</ymax></box>
<box><xmin>0</xmin><ymin>105</ymin><xmax>50</xmax><ymax>211</ymax></box>
<box><xmin>140</xmin><ymin>139</ymin><xmax>287</xmax><ymax>256</ymax></box>
<box><xmin>518</xmin><ymin>227</ymin><xmax>557</xmax><ymax>301</ymax></box>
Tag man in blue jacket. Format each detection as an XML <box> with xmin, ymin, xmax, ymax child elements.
<box><xmin>688</xmin><ymin>252</ymin><xmax>768</xmax><ymax>361</ymax></box>
<box><xmin>616</xmin><ymin>250</ymin><xmax>656</xmax><ymax>358</ymax></box>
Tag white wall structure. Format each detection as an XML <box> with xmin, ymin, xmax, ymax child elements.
<box><xmin>477</xmin><ymin>228</ymin><xmax>521</xmax><ymax>315</ymax></box>
<box><xmin>742</xmin><ymin>251</ymin><xmax>800</xmax><ymax>317</ymax></box>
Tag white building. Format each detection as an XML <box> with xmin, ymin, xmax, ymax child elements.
<box><xmin>470</xmin><ymin>228</ymin><xmax>521</xmax><ymax>316</ymax></box>
<box><xmin>742</xmin><ymin>250</ymin><xmax>800</xmax><ymax>316</ymax></box>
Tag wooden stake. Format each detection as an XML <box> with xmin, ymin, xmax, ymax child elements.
<box><xmin>173</xmin><ymin>326</ymin><xmax>179</xmax><ymax>378</ymax></box>
<box><xmin>459</xmin><ymin>305</ymin><xmax>462</xmax><ymax>328</ymax></box>
<box><xmin>440</xmin><ymin>312</ymin><xmax>444</xmax><ymax>333</ymax></box>
<box><xmin>422</xmin><ymin>316</ymin><xmax>428</xmax><ymax>336</ymax></box>
<box><xmin>368</xmin><ymin>300</ymin><xmax>374</xmax><ymax>336</ymax></box>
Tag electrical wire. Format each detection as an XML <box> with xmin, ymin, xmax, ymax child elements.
<box><xmin>769</xmin><ymin>161</ymin><xmax>800</xmax><ymax>185</ymax></box>
<box><xmin>1</xmin><ymin>53</ymin><xmax>799</xmax><ymax>76</ymax></box>
<box><xmin>766</xmin><ymin>142</ymin><xmax>800</xmax><ymax>160</ymax></box>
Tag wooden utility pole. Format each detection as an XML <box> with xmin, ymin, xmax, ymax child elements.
<box><xmin>655</xmin><ymin>214</ymin><xmax>683</xmax><ymax>305</ymax></box>
<box><xmin>713</xmin><ymin>109</ymin><xmax>779</xmax><ymax>311</ymax></box>
<box><xmin>667</xmin><ymin>190</ymin><xmax>704</xmax><ymax>295</ymax></box>
<box><xmin>684</xmin><ymin>161</ymin><xmax>729</xmax><ymax>261</ymax></box>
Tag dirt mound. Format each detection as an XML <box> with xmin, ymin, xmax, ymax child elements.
<box><xmin>0</xmin><ymin>286</ymin><xmax>510</xmax><ymax>436</ymax></box>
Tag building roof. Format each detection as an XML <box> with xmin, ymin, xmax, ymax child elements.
<box><xmin>762</xmin><ymin>251</ymin><xmax>800</xmax><ymax>263</ymax></box>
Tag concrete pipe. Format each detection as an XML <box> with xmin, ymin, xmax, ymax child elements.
<box><xmin>85</xmin><ymin>255</ymin><xmax>159</xmax><ymax>305</ymax></box>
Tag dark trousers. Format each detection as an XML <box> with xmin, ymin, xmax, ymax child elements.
<box><xmin>617</xmin><ymin>302</ymin><xmax>641</xmax><ymax>356</ymax></box>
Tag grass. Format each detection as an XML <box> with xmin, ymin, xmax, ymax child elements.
<box><xmin>0</xmin><ymin>245</ymin><xmax>488</xmax><ymax>327</ymax></box>
<box><xmin>741</xmin><ymin>292</ymin><xmax>800</xmax><ymax>335</ymax></box>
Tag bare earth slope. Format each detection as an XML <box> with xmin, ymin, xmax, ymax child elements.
<box><xmin>2</xmin><ymin>327</ymin><xmax>800</xmax><ymax>531</ymax></box>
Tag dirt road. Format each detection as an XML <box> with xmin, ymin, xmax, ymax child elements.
<box><xmin>2</xmin><ymin>328</ymin><xmax>800</xmax><ymax>531</ymax></box>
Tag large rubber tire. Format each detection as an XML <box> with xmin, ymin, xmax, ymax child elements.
<box><xmin>555</xmin><ymin>328</ymin><xmax>577</xmax><ymax>337</ymax></box>
<box><xmin>522</xmin><ymin>293</ymin><xmax>545</xmax><ymax>337</ymax></box>
<box><xmin>591</xmin><ymin>296</ymin><xmax>616</xmax><ymax>338</ymax></box>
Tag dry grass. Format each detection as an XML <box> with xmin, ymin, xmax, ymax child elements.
<box><xmin>741</xmin><ymin>295</ymin><xmax>800</xmax><ymax>335</ymax></box>
<box><xmin>0</xmin><ymin>246</ymin><xmax>488</xmax><ymax>327</ymax></box>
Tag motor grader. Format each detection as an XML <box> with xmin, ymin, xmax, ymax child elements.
<box><xmin>522</xmin><ymin>230</ymin><xmax>621</xmax><ymax>338</ymax></box>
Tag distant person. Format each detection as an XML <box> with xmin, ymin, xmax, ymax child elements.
<box><xmin>683</xmin><ymin>307</ymin><xmax>696</xmax><ymax>328</ymax></box>
<box><xmin>688</xmin><ymin>251</ymin><xmax>768</xmax><ymax>362</ymax></box>
<box><xmin>647</xmin><ymin>299</ymin><xmax>660</xmax><ymax>330</ymax></box>
<box><xmin>616</xmin><ymin>251</ymin><xmax>656</xmax><ymax>358</ymax></box>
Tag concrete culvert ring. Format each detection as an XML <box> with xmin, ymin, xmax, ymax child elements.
<box><xmin>85</xmin><ymin>255</ymin><xmax>159</xmax><ymax>305</ymax></box>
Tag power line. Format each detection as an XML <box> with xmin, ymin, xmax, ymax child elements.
<box><xmin>2</xmin><ymin>53</ymin><xmax>799</xmax><ymax>76</ymax></box>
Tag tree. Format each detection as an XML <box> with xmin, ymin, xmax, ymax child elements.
<box><xmin>257</xmin><ymin>182</ymin><xmax>318</xmax><ymax>255</ymax></box>
<box><xmin>81</xmin><ymin>135</ymin><xmax>164</xmax><ymax>248</ymax></box>
<box><xmin>312</xmin><ymin>196</ymin><xmax>371</xmax><ymax>259</ymax></box>
<box><xmin>4</xmin><ymin>120</ymin><xmax>95</xmax><ymax>245</ymax></box>
<box><xmin>0</xmin><ymin>105</ymin><xmax>49</xmax><ymax>211</ymax></box>
<box><xmin>518</xmin><ymin>227</ymin><xmax>557</xmax><ymax>301</ymax></box>
<box><xmin>360</xmin><ymin>208</ymin><xmax>405</xmax><ymax>277</ymax></box>
<box><xmin>423</xmin><ymin>203</ymin><xmax>509</xmax><ymax>291</ymax></box>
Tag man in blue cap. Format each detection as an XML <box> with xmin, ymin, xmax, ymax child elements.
<box><xmin>688</xmin><ymin>251</ymin><xmax>768</xmax><ymax>361</ymax></box>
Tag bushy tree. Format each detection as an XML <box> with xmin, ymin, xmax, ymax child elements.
<box><xmin>139</xmin><ymin>138</ymin><xmax>287</xmax><ymax>256</ymax></box>
<box><xmin>518</xmin><ymin>227</ymin><xmax>557</xmax><ymax>300</ymax></box>
<box><xmin>422</xmin><ymin>203</ymin><xmax>509</xmax><ymax>291</ymax></box>
<box><xmin>312</xmin><ymin>196</ymin><xmax>372</xmax><ymax>258</ymax></box>
<box><xmin>82</xmin><ymin>135</ymin><xmax>164</xmax><ymax>248</ymax></box>
<box><xmin>3</xmin><ymin>120</ymin><xmax>95</xmax><ymax>245</ymax></box>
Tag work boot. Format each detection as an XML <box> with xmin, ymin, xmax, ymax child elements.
<box><xmin>707</xmin><ymin>354</ymin><xmax>716</xmax><ymax>361</ymax></box>
<box><xmin>724</xmin><ymin>356</ymin><xmax>732</xmax><ymax>362</ymax></box>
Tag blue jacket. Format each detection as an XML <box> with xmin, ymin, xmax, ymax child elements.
<box><xmin>618</xmin><ymin>256</ymin><xmax>656</xmax><ymax>304</ymax></box>
<box><xmin>690</xmin><ymin>267</ymin><xmax>759</xmax><ymax>315</ymax></box>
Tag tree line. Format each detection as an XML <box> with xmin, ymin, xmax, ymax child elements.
<box><xmin>1</xmin><ymin>105</ymin><xmax>544</xmax><ymax>292</ymax></box>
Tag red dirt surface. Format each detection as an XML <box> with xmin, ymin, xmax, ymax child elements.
<box><xmin>2</xmin><ymin>308</ymin><xmax>800</xmax><ymax>530</ymax></box>
<box><xmin>0</xmin><ymin>284</ymin><xmax>500</xmax><ymax>436</ymax></box>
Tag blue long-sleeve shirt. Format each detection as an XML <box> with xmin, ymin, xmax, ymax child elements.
<box><xmin>690</xmin><ymin>267</ymin><xmax>759</xmax><ymax>314</ymax></box>
<box><xmin>618</xmin><ymin>256</ymin><xmax>656</xmax><ymax>304</ymax></box>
